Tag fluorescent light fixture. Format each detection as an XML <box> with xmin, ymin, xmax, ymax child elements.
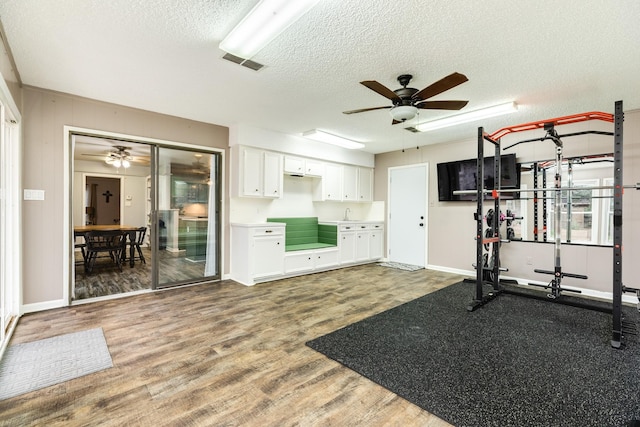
<box><xmin>219</xmin><ymin>0</ymin><xmax>321</xmax><ymax>59</ymax></box>
<box><xmin>302</xmin><ymin>129</ymin><xmax>365</xmax><ymax>150</ymax></box>
<box><xmin>414</xmin><ymin>101</ymin><xmax>518</xmax><ymax>132</ymax></box>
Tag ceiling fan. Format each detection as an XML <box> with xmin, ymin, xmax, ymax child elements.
<box><xmin>343</xmin><ymin>72</ymin><xmax>469</xmax><ymax>124</ymax></box>
<box><xmin>82</xmin><ymin>145</ymin><xmax>148</xmax><ymax>168</ymax></box>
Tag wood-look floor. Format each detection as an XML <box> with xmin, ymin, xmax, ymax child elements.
<box><xmin>74</xmin><ymin>247</ymin><xmax>211</xmax><ymax>301</ymax></box>
<box><xmin>2</xmin><ymin>265</ymin><xmax>464</xmax><ymax>427</ymax></box>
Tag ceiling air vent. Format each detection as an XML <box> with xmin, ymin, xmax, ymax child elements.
<box><xmin>404</xmin><ymin>126</ymin><xmax>420</xmax><ymax>133</ymax></box>
<box><xmin>222</xmin><ymin>53</ymin><xmax>264</xmax><ymax>71</ymax></box>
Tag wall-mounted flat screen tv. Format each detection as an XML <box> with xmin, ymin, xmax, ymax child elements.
<box><xmin>437</xmin><ymin>153</ymin><xmax>520</xmax><ymax>201</ymax></box>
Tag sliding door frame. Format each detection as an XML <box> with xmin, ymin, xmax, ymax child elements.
<box><xmin>0</xmin><ymin>75</ymin><xmax>21</xmax><ymax>359</ymax></box>
<box><xmin>64</xmin><ymin>125</ymin><xmax>225</xmax><ymax>305</ymax></box>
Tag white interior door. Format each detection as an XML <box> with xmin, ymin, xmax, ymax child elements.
<box><xmin>388</xmin><ymin>164</ymin><xmax>428</xmax><ymax>267</ymax></box>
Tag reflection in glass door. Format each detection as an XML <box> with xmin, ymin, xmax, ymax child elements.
<box><xmin>153</xmin><ymin>147</ymin><xmax>220</xmax><ymax>288</ymax></box>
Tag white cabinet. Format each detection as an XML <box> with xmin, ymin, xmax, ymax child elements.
<box><xmin>263</xmin><ymin>151</ymin><xmax>283</xmax><ymax>198</ymax></box>
<box><xmin>285</xmin><ymin>248</ymin><xmax>339</xmax><ymax>274</ymax></box>
<box><xmin>254</xmin><ymin>234</ymin><xmax>285</xmax><ymax>278</ymax></box>
<box><xmin>338</xmin><ymin>222</ymin><xmax>384</xmax><ymax>265</ymax></box>
<box><xmin>339</xmin><ymin>224</ymin><xmax>356</xmax><ymax>264</ymax></box>
<box><xmin>238</xmin><ymin>147</ymin><xmax>283</xmax><ymax>198</ymax></box>
<box><xmin>358</xmin><ymin>167</ymin><xmax>373</xmax><ymax>202</ymax></box>
<box><xmin>355</xmin><ymin>230</ymin><xmax>370</xmax><ymax>261</ymax></box>
<box><xmin>231</xmin><ymin>223</ymin><xmax>285</xmax><ymax>285</ymax></box>
<box><xmin>342</xmin><ymin>165</ymin><xmax>358</xmax><ymax>201</ymax></box>
<box><xmin>284</xmin><ymin>156</ymin><xmax>324</xmax><ymax>177</ymax></box>
<box><xmin>315</xmin><ymin>163</ymin><xmax>342</xmax><ymax>201</ymax></box>
<box><xmin>369</xmin><ymin>227</ymin><xmax>383</xmax><ymax>260</ymax></box>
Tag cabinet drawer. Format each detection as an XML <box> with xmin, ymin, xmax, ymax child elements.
<box><xmin>252</xmin><ymin>226</ymin><xmax>284</xmax><ymax>237</ymax></box>
<box><xmin>285</xmin><ymin>251</ymin><xmax>315</xmax><ymax>274</ymax></box>
<box><xmin>340</xmin><ymin>224</ymin><xmax>356</xmax><ymax>232</ymax></box>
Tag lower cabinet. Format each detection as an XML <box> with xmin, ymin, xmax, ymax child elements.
<box><xmin>231</xmin><ymin>221</ymin><xmax>384</xmax><ymax>286</ymax></box>
<box><xmin>231</xmin><ymin>223</ymin><xmax>285</xmax><ymax>285</ymax></box>
<box><xmin>285</xmin><ymin>248</ymin><xmax>339</xmax><ymax>274</ymax></box>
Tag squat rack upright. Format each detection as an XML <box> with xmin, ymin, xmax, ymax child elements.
<box><xmin>466</xmin><ymin>100</ymin><xmax>636</xmax><ymax>348</ymax></box>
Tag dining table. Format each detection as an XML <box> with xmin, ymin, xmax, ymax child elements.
<box><xmin>74</xmin><ymin>225</ymin><xmax>141</xmax><ymax>268</ymax></box>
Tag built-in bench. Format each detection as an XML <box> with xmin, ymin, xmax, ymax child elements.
<box><xmin>267</xmin><ymin>217</ymin><xmax>337</xmax><ymax>252</ymax></box>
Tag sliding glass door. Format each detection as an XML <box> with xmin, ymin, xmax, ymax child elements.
<box><xmin>153</xmin><ymin>146</ymin><xmax>221</xmax><ymax>288</ymax></box>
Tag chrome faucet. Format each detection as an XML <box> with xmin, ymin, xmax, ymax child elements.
<box><xmin>343</xmin><ymin>208</ymin><xmax>351</xmax><ymax>221</ymax></box>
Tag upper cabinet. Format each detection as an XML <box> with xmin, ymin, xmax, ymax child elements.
<box><xmin>237</xmin><ymin>147</ymin><xmax>283</xmax><ymax>198</ymax></box>
<box><xmin>284</xmin><ymin>156</ymin><xmax>324</xmax><ymax>177</ymax></box>
<box><xmin>342</xmin><ymin>165</ymin><xmax>358</xmax><ymax>201</ymax></box>
<box><xmin>234</xmin><ymin>145</ymin><xmax>372</xmax><ymax>202</ymax></box>
<box><xmin>357</xmin><ymin>167</ymin><xmax>373</xmax><ymax>202</ymax></box>
<box><xmin>313</xmin><ymin>163</ymin><xmax>373</xmax><ymax>203</ymax></box>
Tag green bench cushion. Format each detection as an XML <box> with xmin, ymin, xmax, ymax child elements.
<box><xmin>285</xmin><ymin>242</ymin><xmax>337</xmax><ymax>252</ymax></box>
<box><xmin>267</xmin><ymin>217</ymin><xmax>337</xmax><ymax>251</ymax></box>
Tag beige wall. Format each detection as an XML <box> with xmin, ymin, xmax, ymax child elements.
<box><xmin>21</xmin><ymin>86</ymin><xmax>229</xmax><ymax>306</ymax></box>
<box><xmin>375</xmin><ymin>108</ymin><xmax>640</xmax><ymax>295</ymax></box>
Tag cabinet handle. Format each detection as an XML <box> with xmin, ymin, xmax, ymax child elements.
<box><xmin>265</xmin><ymin>230</ymin><xmax>272</xmax><ymax>233</ymax></box>
<box><xmin>360</xmin><ymin>226</ymin><xmax>366</xmax><ymax>228</ymax></box>
<box><xmin>345</xmin><ymin>226</ymin><xmax>351</xmax><ymax>230</ymax></box>
<box><xmin>276</xmin><ymin>242</ymin><xmax>280</xmax><ymax>245</ymax></box>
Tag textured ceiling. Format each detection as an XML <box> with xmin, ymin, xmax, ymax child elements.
<box><xmin>1</xmin><ymin>0</ymin><xmax>639</xmax><ymax>154</ymax></box>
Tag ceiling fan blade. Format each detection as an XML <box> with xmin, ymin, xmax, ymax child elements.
<box><xmin>416</xmin><ymin>100</ymin><xmax>469</xmax><ymax>110</ymax></box>
<box><xmin>360</xmin><ymin>81</ymin><xmax>402</xmax><ymax>102</ymax></box>
<box><xmin>343</xmin><ymin>106</ymin><xmax>392</xmax><ymax>115</ymax></box>
<box><xmin>412</xmin><ymin>72</ymin><xmax>468</xmax><ymax>102</ymax></box>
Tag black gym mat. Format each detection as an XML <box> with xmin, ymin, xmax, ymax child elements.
<box><xmin>306</xmin><ymin>281</ymin><xmax>640</xmax><ymax>427</ymax></box>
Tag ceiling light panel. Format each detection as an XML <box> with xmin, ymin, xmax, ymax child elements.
<box><xmin>302</xmin><ymin>129</ymin><xmax>365</xmax><ymax>150</ymax></box>
<box><xmin>219</xmin><ymin>0</ymin><xmax>321</xmax><ymax>59</ymax></box>
<box><xmin>414</xmin><ymin>102</ymin><xmax>518</xmax><ymax>132</ymax></box>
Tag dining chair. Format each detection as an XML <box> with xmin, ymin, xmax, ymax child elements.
<box><xmin>84</xmin><ymin>230</ymin><xmax>127</xmax><ymax>274</ymax></box>
<box><xmin>129</xmin><ymin>226</ymin><xmax>147</xmax><ymax>264</ymax></box>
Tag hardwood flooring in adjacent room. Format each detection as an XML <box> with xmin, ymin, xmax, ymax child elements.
<box><xmin>1</xmin><ymin>265</ymin><xmax>464</xmax><ymax>427</ymax></box>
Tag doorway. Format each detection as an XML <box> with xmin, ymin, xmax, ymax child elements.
<box><xmin>388</xmin><ymin>164</ymin><xmax>428</xmax><ymax>267</ymax></box>
<box><xmin>71</xmin><ymin>131</ymin><xmax>222</xmax><ymax>302</ymax></box>
<box><xmin>84</xmin><ymin>175</ymin><xmax>122</xmax><ymax>225</ymax></box>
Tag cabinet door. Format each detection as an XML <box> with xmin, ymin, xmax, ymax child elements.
<box><xmin>342</xmin><ymin>165</ymin><xmax>358</xmax><ymax>201</ymax></box>
<box><xmin>254</xmin><ymin>236</ymin><xmax>284</xmax><ymax>278</ymax></box>
<box><xmin>284</xmin><ymin>156</ymin><xmax>305</xmax><ymax>175</ymax></box>
<box><xmin>355</xmin><ymin>231</ymin><xmax>370</xmax><ymax>261</ymax></box>
<box><xmin>242</xmin><ymin>148</ymin><xmax>263</xmax><ymax>197</ymax></box>
<box><xmin>369</xmin><ymin>229</ymin><xmax>383</xmax><ymax>260</ymax></box>
<box><xmin>358</xmin><ymin>167</ymin><xmax>373</xmax><ymax>202</ymax></box>
<box><xmin>315</xmin><ymin>248</ymin><xmax>339</xmax><ymax>269</ymax></box>
<box><xmin>323</xmin><ymin>163</ymin><xmax>343</xmax><ymax>201</ymax></box>
<box><xmin>263</xmin><ymin>151</ymin><xmax>283</xmax><ymax>198</ymax></box>
<box><xmin>339</xmin><ymin>231</ymin><xmax>356</xmax><ymax>264</ymax></box>
<box><xmin>284</xmin><ymin>251</ymin><xmax>315</xmax><ymax>274</ymax></box>
<box><xmin>305</xmin><ymin>160</ymin><xmax>324</xmax><ymax>177</ymax></box>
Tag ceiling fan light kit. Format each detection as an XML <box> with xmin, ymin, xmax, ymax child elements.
<box><xmin>302</xmin><ymin>129</ymin><xmax>365</xmax><ymax>150</ymax></box>
<box><xmin>414</xmin><ymin>101</ymin><xmax>518</xmax><ymax>132</ymax></box>
<box><xmin>219</xmin><ymin>0</ymin><xmax>321</xmax><ymax>59</ymax></box>
<box><xmin>104</xmin><ymin>146</ymin><xmax>132</xmax><ymax>169</ymax></box>
<box><xmin>389</xmin><ymin>105</ymin><xmax>418</xmax><ymax>122</ymax></box>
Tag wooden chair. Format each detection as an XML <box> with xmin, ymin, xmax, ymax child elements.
<box><xmin>128</xmin><ymin>226</ymin><xmax>147</xmax><ymax>264</ymax></box>
<box><xmin>84</xmin><ymin>230</ymin><xmax>126</xmax><ymax>274</ymax></box>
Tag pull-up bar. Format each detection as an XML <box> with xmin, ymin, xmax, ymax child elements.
<box><xmin>489</xmin><ymin>111</ymin><xmax>613</xmax><ymax>140</ymax></box>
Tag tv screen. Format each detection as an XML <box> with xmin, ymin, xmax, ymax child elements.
<box><xmin>437</xmin><ymin>154</ymin><xmax>520</xmax><ymax>201</ymax></box>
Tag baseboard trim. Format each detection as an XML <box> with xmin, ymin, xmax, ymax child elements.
<box><xmin>21</xmin><ymin>299</ymin><xmax>67</xmax><ymax>314</ymax></box>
